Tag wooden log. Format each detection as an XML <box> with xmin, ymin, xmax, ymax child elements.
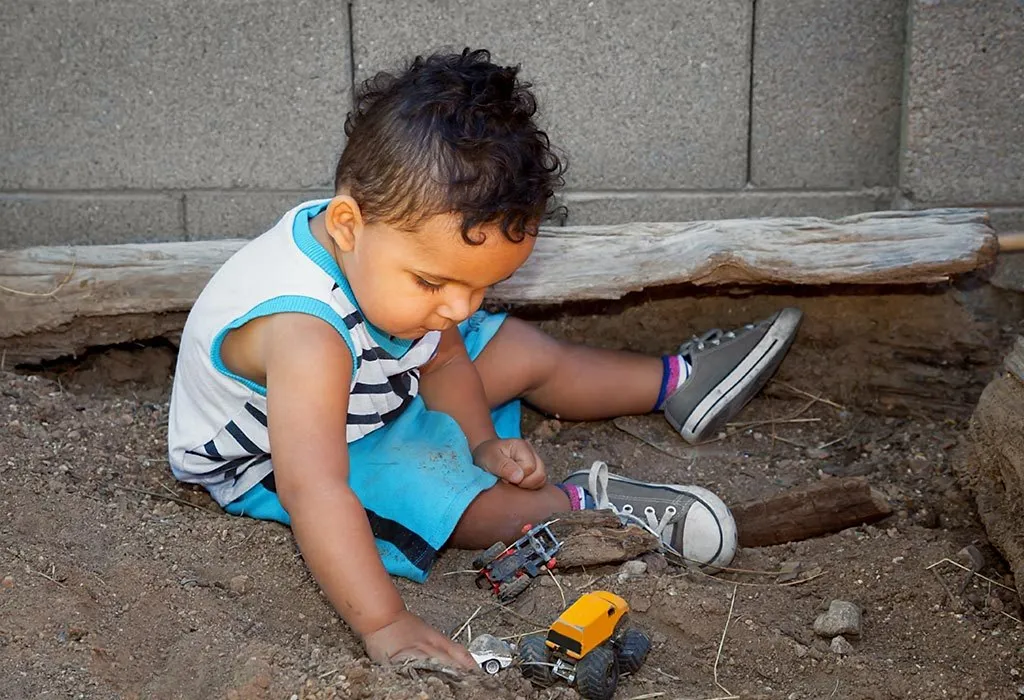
<box><xmin>731</xmin><ymin>477</ymin><xmax>893</xmax><ymax>548</ymax></box>
<box><xmin>959</xmin><ymin>337</ymin><xmax>1024</xmax><ymax>603</ymax></box>
<box><xmin>0</xmin><ymin>208</ymin><xmax>997</xmax><ymax>364</ymax></box>
<box><xmin>548</xmin><ymin>510</ymin><xmax>660</xmax><ymax>568</ymax></box>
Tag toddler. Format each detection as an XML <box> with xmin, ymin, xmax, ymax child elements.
<box><xmin>168</xmin><ymin>48</ymin><xmax>802</xmax><ymax>669</ymax></box>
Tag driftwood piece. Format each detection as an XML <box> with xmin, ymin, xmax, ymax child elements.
<box><xmin>0</xmin><ymin>208</ymin><xmax>997</xmax><ymax>364</ymax></box>
<box><xmin>731</xmin><ymin>477</ymin><xmax>893</xmax><ymax>548</ymax></box>
<box><xmin>548</xmin><ymin>510</ymin><xmax>660</xmax><ymax>568</ymax></box>
<box><xmin>959</xmin><ymin>337</ymin><xmax>1024</xmax><ymax>603</ymax></box>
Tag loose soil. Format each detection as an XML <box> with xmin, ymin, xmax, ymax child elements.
<box><xmin>3</xmin><ymin>289</ymin><xmax>1023</xmax><ymax>700</ymax></box>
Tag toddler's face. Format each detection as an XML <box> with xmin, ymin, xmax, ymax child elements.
<box><xmin>343</xmin><ymin>213</ymin><xmax>534</xmax><ymax>340</ymax></box>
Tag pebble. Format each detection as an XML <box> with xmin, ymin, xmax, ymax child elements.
<box><xmin>640</xmin><ymin>552</ymin><xmax>669</xmax><ymax>574</ymax></box>
<box><xmin>229</xmin><ymin>574</ymin><xmax>250</xmax><ymax>595</ymax></box>
<box><xmin>777</xmin><ymin>560</ymin><xmax>802</xmax><ymax>584</ymax></box>
<box><xmin>805</xmin><ymin>447</ymin><xmax>831</xmax><ymax>460</ymax></box>
<box><xmin>814</xmin><ymin>600</ymin><xmax>862</xmax><ymax>638</ymax></box>
<box><xmin>793</xmin><ymin>642</ymin><xmax>808</xmax><ymax>658</ymax></box>
<box><xmin>617</xmin><ymin>560</ymin><xmax>647</xmax><ymax>582</ymax></box>
<box><xmin>2</xmin><ymin>575</ymin><xmax>13</xmax><ymax>589</ymax></box>
<box><xmin>830</xmin><ymin>636</ymin><xmax>854</xmax><ymax>656</ymax></box>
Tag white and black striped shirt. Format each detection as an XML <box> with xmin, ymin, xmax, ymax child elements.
<box><xmin>168</xmin><ymin>200</ymin><xmax>441</xmax><ymax>505</ymax></box>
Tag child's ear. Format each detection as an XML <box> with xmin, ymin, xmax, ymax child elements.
<box><xmin>324</xmin><ymin>195</ymin><xmax>362</xmax><ymax>252</ymax></box>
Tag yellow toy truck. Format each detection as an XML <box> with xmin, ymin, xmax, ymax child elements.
<box><xmin>518</xmin><ymin>591</ymin><xmax>651</xmax><ymax>700</ymax></box>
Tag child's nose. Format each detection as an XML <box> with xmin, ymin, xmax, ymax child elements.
<box><xmin>437</xmin><ymin>292</ymin><xmax>472</xmax><ymax>323</ymax></box>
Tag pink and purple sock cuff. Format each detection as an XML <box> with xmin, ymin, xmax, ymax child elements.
<box><xmin>557</xmin><ymin>483</ymin><xmax>594</xmax><ymax>511</ymax></box>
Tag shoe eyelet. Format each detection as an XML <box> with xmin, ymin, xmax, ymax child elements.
<box><xmin>665</xmin><ymin>505</ymin><xmax>677</xmax><ymax>516</ymax></box>
<box><xmin>621</xmin><ymin>504</ymin><xmax>633</xmax><ymax>514</ymax></box>
<box><xmin>644</xmin><ymin>506</ymin><xmax>656</xmax><ymax>518</ymax></box>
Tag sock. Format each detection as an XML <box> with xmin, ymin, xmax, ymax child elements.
<box><xmin>557</xmin><ymin>483</ymin><xmax>595</xmax><ymax>510</ymax></box>
<box><xmin>654</xmin><ymin>354</ymin><xmax>693</xmax><ymax>410</ymax></box>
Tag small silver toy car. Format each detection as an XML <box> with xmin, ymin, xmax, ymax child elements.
<box><xmin>468</xmin><ymin>634</ymin><xmax>516</xmax><ymax>675</ymax></box>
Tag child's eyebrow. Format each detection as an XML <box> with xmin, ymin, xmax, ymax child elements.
<box><xmin>417</xmin><ymin>271</ymin><xmax>516</xmax><ymax>285</ymax></box>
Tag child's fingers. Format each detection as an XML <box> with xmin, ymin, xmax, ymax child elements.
<box><xmin>493</xmin><ymin>458</ymin><xmax>524</xmax><ymax>484</ymax></box>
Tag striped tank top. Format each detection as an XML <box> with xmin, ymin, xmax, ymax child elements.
<box><xmin>168</xmin><ymin>200</ymin><xmax>441</xmax><ymax>505</ymax></box>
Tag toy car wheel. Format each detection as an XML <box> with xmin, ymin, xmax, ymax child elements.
<box><xmin>497</xmin><ymin>574</ymin><xmax>532</xmax><ymax>601</ymax></box>
<box><xmin>483</xmin><ymin>658</ymin><xmax>502</xmax><ymax>675</ymax></box>
<box><xmin>518</xmin><ymin>634</ymin><xmax>554</xmax><ymax>687</ymax></box>
<box><xmin>615</xmin><ymin>627</ymin><xmax>651</xmax><ymax>674</ymax></box>
<box><xmin>472</xmin><ymin>542</ymin><xmax>507</xmax><ymax>570</ymax></box>
<box><xmin>575</xmin><ymin>644</ymin><xmax>619</xmax><ymax>700</ymax></box>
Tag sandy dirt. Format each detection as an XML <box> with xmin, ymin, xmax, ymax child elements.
<box><xmin>2</xmin><ymin>289</ymin><xmax>1024</xmax><ymax>700</ymax></box>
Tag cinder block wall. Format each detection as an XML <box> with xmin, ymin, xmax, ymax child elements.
<box><xmin>1</xmin><ymin>0</ymin><xmax>1021</xmax><ymax>249</ymax></box>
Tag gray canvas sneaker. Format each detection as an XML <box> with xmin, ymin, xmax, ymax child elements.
<box><xmin>665</xmin><ymin>307</ymin><xmax>803</xmax><ymax>444</ymax></box>
<box><xmin>562</xmin><ymin>461</ymin><xmax>737</xmax><ymax>568</ymax></box>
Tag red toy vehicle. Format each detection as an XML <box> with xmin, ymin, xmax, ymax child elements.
<box><xmin>473</xmin><ymin>522</ymin><xmax>562</xmax><ymax>601</ymax></box>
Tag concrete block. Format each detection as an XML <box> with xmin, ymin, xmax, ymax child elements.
<box><xmin>752</xmin><ymin>0</ymin><xmax>905</xmax><ymax>188</ymax></box>
<box><xmin>185</xmin><ymin>191</ymin><xmax>332</xmax><ymax>240</ymax></box>
<box><xmin>0</xmin><ymin>194</ymin><xmax>184</xmax><ymax>249</ymax></box>
<box><xmin>351</xmin><ymin>0</ymin><xmax>751</xmax><ymax>189</ymax></box>
<box><xmin>0</xmin><ymin>1</ymin><xmax>349</xmax><ymax>190</ymax></box>
<box><xmin>902</xmin><ymin>1</ymin><xmax>1024</xmax><ymax>203</ymax></box>
<box><xmin>560</xmin><ymin>190</ymin><xmax>891</xmax><ymax>225</ymax></box>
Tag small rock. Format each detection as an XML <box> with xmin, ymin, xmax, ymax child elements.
<box><xmin>814</xmin><ymin>600</ymin><xmax>862</xmax><ymax>638</ymax></box>
<box><xmin>68</xmin><ymin>625</ymin><xmax>87</xmax><ymax>642</ymax></box>
<box><xmin>830</xmin><ymin>635</ymin><xmax>853</xmax><ymax>656</ymax></box>
<box><xmin>531</xmin><ymin>419</ymin><xmax>561</xmax><ymax>441</ymax></box>
<box><xmin>700</xmin><ymin>597</ymin><xmax>727</xmax><ymax>615</ymax></box>
<box><xmin>118</xmin><ymin>413</ymin><xmax>134</xmax><ymax>426</ymax></box>
<box><xmin>66</xmin><ymin>430</ymin><xmax>81</xmax><ymax>440</ymax></box>
<box><xmin>1</xmin><ymin>575</ymin><xmax>13</xmax><ymax>589</ymax></box>
<box><xmin>229</xmin><ymin>574</ymin><xmax>250</xmax><ymax>595</ymax></box>
<box><xmin>990</xmin><ymin>597</ymin><xmax>1006</xmax><ymax>613</ymax></box>
<box><xmin>799</xmin><ymin>566</ymin><xmax>824</xmax><ymax>581</ymax></box>
<box><xmin>617</xmin><ymin>560</ymin><xmax>648</xmax><ymax>582</ymax></box>
<box><xmin>777</xmin><ymin>561</ymin><xmax>802</xmax><ymax>584</ymax></box>
<box><xmin>631</xmin><ymin>596</ymin><xmax>651</xmax><ymax>613</ymax></box>
<box><xmin>640</xmin><ymin>552</ymin><xmax>669</xmax><ymax>574</ymax></box>
<box><xmin>793</xmin><ymin>643</ymin><xmax>808</xmax><ymax>658</ymax></box>
<box><xmin>805</xmin><ymin>447</ymin><xmax>831</xmax><ymax>460</ymax></box>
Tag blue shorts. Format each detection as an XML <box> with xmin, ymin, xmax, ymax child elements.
<box><xmin>224</xmin><ymin>310</ymin><xmax>520</xmax><ymax>582</ymax></box>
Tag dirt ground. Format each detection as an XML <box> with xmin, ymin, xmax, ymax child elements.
<box><xmin>3</xmin><ymin>289</ymin><xmax>1024</xmax><ymax>700</ymax></box>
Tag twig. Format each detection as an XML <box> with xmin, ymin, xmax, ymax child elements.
<box><xmin>31</xmin><ymin>566</ymin><xmax>67</xmax><ymax>588</ymax></box>
<box><xmin>712</xmin><ymin>584</ymin><xmax>738</xmax><ymax>698</ymax></box>
<box><xmin>771</xmin><ymin>434</ymin><xmax>810</xmax><ymax>449</ymax></box>
<box><xmin>930</xmin><ymin>568</ymin><xmax>962</xmax><ymax>612</ymax></box>
<box><xmin>652</xmin><ymin>667</ymin><xmax>680</xmax><ymax>681</ymax></box>
<box><xmin>998</xmin><ymin>610</ymin><xmax>1024</xmax><ymax>625</ymax></box>
<box><xmin>546</xmin><ymin>566</ymin><xmax>567</xmax><ymax>608</ymax></box>
<box><xmin>926</xmin><ymin>558</ymin><xmax>1017</xmax><ymax>592</ymax></box>
<box><xmin>612</xmin><ymin>419</ymin><xmax>699</xmax><ymax>464</ymax></box>
<box><xmin>499</xmin><ymin>628</ymin><xmax>548</xmax><ymax>641</ymax></box>
<box><xmin>120</xmin><ymin>485</ymin><xmax>212</xmax><ymax>512</ymax></box>
<box><xmin>318</xmin><ymin>669</ymin><xmax>338</xmax><ymax>680</ymax></box>
<box><xmin>830</xmin><ymin>679</ymin><xmax>841</xmax><ymax>698</ymax></box>
<box><xmin>726</xmin><ymin>417</ymin><xmax>821</xmax><ymax>429</ymax></box>
<box><xmin>442</xmin><ymin>569</ymin><xmax>480</xmax><ymax>577</ymax></box>
<box><xmin>771</xmin><ymin>381</ymin><xmax>845</xmax><ymax>410</ymax></box>
<box><xmin>451</xmin><ymin>605</ymin><xmax>482</xmax><ymax>641</ymax></box>
<box><xmin>0</xmin><ymin>255</ymin><xmax>77</xmax><ymax>297</ymax></box>
<box><xmin>627</xmin><ymin>693</ymin><xmax>665</xmax><ymax>700</ymax></box>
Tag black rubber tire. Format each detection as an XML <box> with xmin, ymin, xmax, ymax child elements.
<box><xmin>518</xmin><ymin>634</ymin><xmax>554</xmax><ymax>688</ymax></box>
<box><xmin>497</xmin><ymin>574</ymin><xmax>532</xmax><ymax>601</ymax></box>
<box><xmin>575</xmin><ymin>644</ymin><xmax>618</xmax><ymax>700</ymax></box>
<box><xmin>616</xmin><ymin>628</ymin><xmax>651</xmax><ymax>674</ymax></box>
<box><xmin>472</xmin><ymin>542</ymin><xmax>507</xmax><ymax>570</ymax></box>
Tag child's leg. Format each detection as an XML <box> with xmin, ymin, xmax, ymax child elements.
<box><xmin>473</xmin><ymin>309</ymin><xmax>803</xmax><ymax>442</ymax></box>
<box><xmin>448</xmin><ymin>482</ymin><xmax>570</xmax><ymax>550</ymax></box>
<box><xmin>471</xmin><ymin>317</ymin><xmax>662</xmax><ymax>419</ymax></box>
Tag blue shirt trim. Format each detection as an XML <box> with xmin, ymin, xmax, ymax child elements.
<box><xmin>290</xmin><ymin>201</ymin><xmax>415</xmax><ymax>358</ymax></box>
<box><xmin>210</xmin><ymin>295</ymin><xmax>360</xmax><ymax>395</ymax></box>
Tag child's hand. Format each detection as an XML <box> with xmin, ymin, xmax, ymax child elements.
<box><xmin>363</xmin><ymin>610</ymin><xmax>478</xmax><ymax>670</ymax></box>
<box><xmin>472</xmin><ymin>438</ymin><xmax>548</xmax><ymax>490</ymax></box>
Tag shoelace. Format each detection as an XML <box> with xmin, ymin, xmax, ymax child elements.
<box><xmin>585</xmin><ymin>461</ymin><xmax>682</xmax><ymax>556</ymax></box>
<box><xmin>677</xmin><ymin>321</ymin><xmax>756</xmax><ymax>355</ymax></box>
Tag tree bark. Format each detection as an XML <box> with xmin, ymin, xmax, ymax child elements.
<box><xmin>731</xmin><ymin>477</ymin><xmax>893</xmax><ymax>548</ymax></box>
<box><xmin>0</xmin><ymin>208</ymin><xmax>997</xmax><ymax>364</ymax></box>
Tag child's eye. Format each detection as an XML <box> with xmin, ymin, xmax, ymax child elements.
<box><xmin>414</xmin><ymin>276</ymin><xmax>444</xmax><ymax>293</ymax></box>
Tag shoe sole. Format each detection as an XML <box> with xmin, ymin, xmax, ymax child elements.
<box><xmin>562</xmin><ymin>470</ymin><xmax>737</xmax><ymax>568</ymax></box>
<box><xmin>672</xmin><ymin>307</ymin><xmax>803</xmax><ymax>443</ymax></box>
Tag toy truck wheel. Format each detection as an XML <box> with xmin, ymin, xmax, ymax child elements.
<box><xmin>518</xmin><ymin>634</ymin><xmax>554</xmax><ymax>687</ymax></box>
<box><xmin>615</xmin><ymin>628</ymin><xmax>651</xmax><ymax>674</ymax></box>
<box><xmin>497</xmin><ymin>574</ymin><xmax>532</xmax><ymax>601</ymax></box>
<box><xmin>483</xmin><ymin>658</ymin><xmax>501</xmax><ymax>675</ymax></box>
<box><xmin>575</xmin><ymin>644</ymin><xmax>619</xmax><ymax>700</ymax></box>
<box><xmin>472</xmin><ymin>542</ymin><xmax>507</xmax><ymax>569</ymax></box>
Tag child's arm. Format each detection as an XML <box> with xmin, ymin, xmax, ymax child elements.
<box><xmin>263</xmin><ymin>314</ymin><xmax>476</xmax><ymax>668</ymax></box>
<box><xmin>419</xmin><ymin>327</ymin><xmax>547</xmax><ymax>489</ymax></box>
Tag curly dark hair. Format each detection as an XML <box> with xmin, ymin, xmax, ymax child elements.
<box><xmin>335</xmin><ymin>48</ymin><xmax>566</xmax><ymax>244</ymax></box>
